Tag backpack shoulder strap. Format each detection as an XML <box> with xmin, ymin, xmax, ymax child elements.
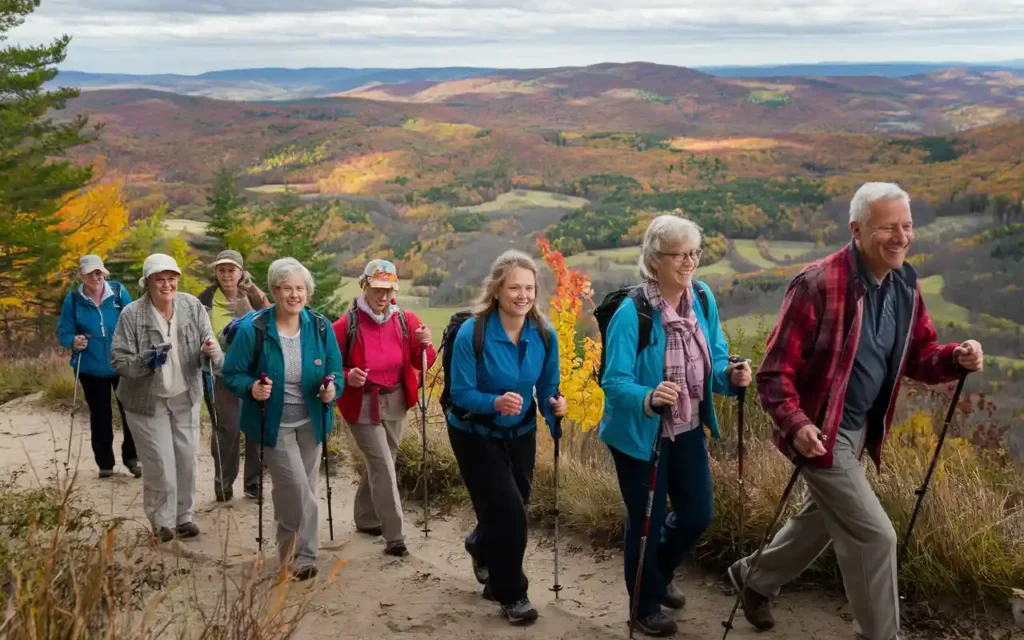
<box><xmin>397</xmin><ymin>308</ymin><xmax>409</xmax><ymax>339</ymax></box>
<box><xmin>250</xmin><ymin>311</ymin><xmax>270</xmax><ymax>375</ymax></box>
<box><xmin>112</xmin><ymin>282</ymin><xmax>123</xmax><ymax>311</ymax></box>
<box><xmin>628</xmin><ymin>286</ymin><xmax>654</xmax><ymax>353</ymax></box>
<box><xmin>472</xmin><ymin>313</ymin><xmax>486</xmax><ymax>363</ymax></box>
<box><xmin>693</xmin><ymin>281</ymin><xmax>710</xmax><ymax>323</ymax></box>
<box><xmin>344</xmin><ymin>303</ymin><xmax>359</xmax><ymax>363</ymax></box>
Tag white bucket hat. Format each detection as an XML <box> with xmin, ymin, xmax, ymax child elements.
<box><xmin>138</xmin><ymin>253</ymin><xmax>182</xmax><ymax>288</ymax></box>
<box><xmin>79</xmin><ymin>254</ymin><xmax>109</xmax><ymax>277</ymax></box>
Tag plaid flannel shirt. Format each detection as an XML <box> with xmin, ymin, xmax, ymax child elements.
<box><xmin>756</xmin><ymin>241</ymin><xmax>962</xmax><ymax>471</ymax></box>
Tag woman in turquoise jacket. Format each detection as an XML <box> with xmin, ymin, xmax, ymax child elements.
<box><xmin>222</xmin><ymin>258</ymin><xmax>342</xmax><ymax>581</ymax></box>
<box><xmin>56</xmin><ymin>254</ymin><xmax>139</xmax><ymax>479</ymax></box>
<box><xmin>598</xmin><ymin>216</ymin><xmax>752</xmax><ymax>637</ymax></box>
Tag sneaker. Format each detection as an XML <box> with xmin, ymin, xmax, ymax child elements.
<box><xmin>155</xmin><ymin>527</ymin><xmax>175</xmax><ymax>543</ymax></box>
<box><xmin>126</xmin><ymin>460</ymin><xmax>142</xmax><ymax>478</ymax></box>
<box><xmin>293</xmin><ymin>565</ymin><xmax>319</xmax><ymax>582</ymax></box>
<box><xmin>357</xmin><ymin>526</ymin><xmax>383</xmax><ymax>536</ymax></box>
<box><xmin>384</xmin><ymin>541</ymin><xmax>409</xmax><ymax>557</ymax></box>
<box><xmin>662</xmin><ymin>582</ymin><xmax>686</xmax><ymax>609</ymax></box>
<box><xmin>500</xmin><ymin>598</ymin><xmax>538</xmax><ymax>625</ymax></box>
<box><xmin>727</xmin><ymin>561</ymin><xmax>774</xmax><ymax>631</ymax></box>
<box><xmin>633</xmin><ymin>611</ymin><xmax>678</xmax><ymax>636</ymax></box>
<box><xmin>99</xmin><ymin>469</ymin><xmax>114</xmax><ymax>479</ymax></box>
<box><xmin>471</xmin><ymin>555</ymin><xmax>489</xmax><ymax>584</ymax></box>
<box><xmin>176</xmin><ymin>522</ymin><xmax>200</xmax><ymax>539</ymax></box>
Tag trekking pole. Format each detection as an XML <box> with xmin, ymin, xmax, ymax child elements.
<box><xmin>550</xmin><ymin>390</ymin><xmax>564</xmax><ymax>600</ymax></box>
<box><xmin>721</xmin><ymin>432</ymin><xmax>823</xmax><ymax>640</ymax></box>
<box><xmin>419</xmin><ymin>349</ymin><xmax>431</xmax><ymax>537</ymax></box>
<box><xmin>257</xmin><ymin>372</ymin><xmax>269</xmax><ymax>552</ymax></box>
<box><xmin>728</xmin><ymin>355</ymin><xmax>748</xmax><ymax>556</ymax></box>
<box><xmin>897</xmin><ymin>371</ymin><xmax>968</xmax><ymax>570</ymax></box>
<box><xmin>320</xmin><ymin>374</ymin><xmax>336</xmax><ymax>541</ymax></box>
<box><xmin>206</xmin><ymin>341</ymin><xmax>227</xmax><ymax>500</ymax></box>
<box><xmin>629</xmin><ymin>405</ymin><xmax>668</xmax><ymax>640</ymax></box>
<box><xmin>64</xmin><ymin>351</ymin><xmax>83</xmax><ymax>472</ymax></box>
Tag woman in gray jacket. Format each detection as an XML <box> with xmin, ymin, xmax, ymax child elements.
<box><xmin>110</xmin><ymin>253</ymin><xmax>222</xmax><ymax>543</ymax></box>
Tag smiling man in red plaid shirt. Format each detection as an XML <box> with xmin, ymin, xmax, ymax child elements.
<box><xmin>727</xmin><ymin>182</ymin><xmax>984</xmax><ymax>640</ymax></box>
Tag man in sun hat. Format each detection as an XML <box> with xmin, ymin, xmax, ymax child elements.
<box><xmin>332</xmin><ymin>258</ymin><xmax>436</xmax><ymax>557</ymax></box>
<box><xmin>198</xmin><ymin>249</ymin><xmax>269</xmax><ymax>501</ymax></box>
<box><xmin>111</xmin><ymin>253</ymin><xmax>222</xmax><ymax>543</ymax></box>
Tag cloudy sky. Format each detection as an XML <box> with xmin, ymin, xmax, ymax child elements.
<box><xmin>12</xmin><ymin>0</ymin><xmax>1024</xmax><ymax>74</ymax></box>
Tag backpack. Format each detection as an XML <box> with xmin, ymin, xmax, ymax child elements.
<box><xmin>221</xmin><ymin>307</ymin><xmax>331</xmax><ymax>376</ymax></box>
<box><xmin>593</xmin><ymin>281</ymin><xmax>710</xmax><ymax>384</ymax></box>
<box><xmin>341</xmin><ymin>298</ymin><xmax>408</xmax><ymax>364</ymax></box>
<box><xmin>73</xmin><ymin>282</ymin><xmax>123</xmax><ymax>328</ymax></box>
<box><xmin>437</xmin><ymin>307</ymin><xmax>551</xmax><ymax>427</ymax></box>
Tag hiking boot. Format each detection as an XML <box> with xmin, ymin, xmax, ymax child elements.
<box><xmin>727</xmin><ymin>561</ymin><xmax>774</xmax><ymax>631</ymax></box>
<box><xmin>155</xmin><ymin>527</ymin><xmax>175</xmax><ymax>543</ymax></box>
<box><xmin>472</xmin><ymin>554</ymin><xmax>489</xmax><ymax>584</ymax></box>
<box><xmin>126</xmin><ymin>460</ymin><xmax>142</xmax><ymax>478</ymax></box>
<box><xmin>500</xmin><ymin>598</ymin><xmax>538</xmax><ymax>625</ymax></box>
<box><xmin>482</xmin><ymin>582</ymin><xmax>495</xmax><ymax>601</ymax></box>
<box><xmin>215</xmin><ymin>488</ymin><xmax>233</xmax><ymax>502</ymax></box>
<box><xmin>292</xmin><ymin>565</ymin><xmax>319</xmax><ymax>582</ymax></box>
<box><xmin>176</xmin><ymin>522</ymin><xmax>200</xmax><ymax>539</ymax></box>
<box><xmin>633</xmin><ymin>611</ymin><xmax>678</xmax><ymax>637</ymax></box>
<box><xmin>244</xmin><ymin>486</ymin><xmax>259</xmax><ymax>500</ymax></box>
<box><xmin>662</xmin><ymin>582</ymin><xmax>686</xmax><ymax>609</ymax></box>
<box><xmin>357</xmin><ymin>525</ymin><xmax>383</xmax><ymax>536</ymax></box>
<box><xmin>99</xmin><ymin>469</ymin><xmax>114</xmax><ymax>479</ymax></box>
<box><xmin>384</xmin><ymin>541</ymin><xmax>408</xmax><ymax>557</ymax></box>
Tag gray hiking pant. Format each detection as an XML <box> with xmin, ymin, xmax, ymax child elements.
<box><xmin>348</xmin><ymin>390</ymin><xmax>408</xmax><ymax>544</ymax></box>
<box><xmin>123</xmin><ymin>391</ymin><xmax>199</xmax><ymax>531</ymax></box>
<box><xmin>737</xmin><ymin>429</ymin><xmax>899</xmax><ymax>640</ymax></box>
<box><xmin>210</xmin><ymin>375</ymin><xmax>261</xmax><ymax>496</ymax></box>
<box><xmin>263</xmin><ymin>422</ymin><xmax>321</xmax><ymax>571</ymax></box>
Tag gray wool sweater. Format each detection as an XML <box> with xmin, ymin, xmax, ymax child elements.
<box><xmin>110</xmin><ymin>293</ymin><xmax>223</xmax><ymax>416</ymax></box>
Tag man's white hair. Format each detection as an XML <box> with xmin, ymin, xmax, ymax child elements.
<box><xmin>638</xmin><ymin>214</ymin><xmax>703</xmax><ymax>281</ymax></box>
<box><xmin>849</xmin><ymin>182</ymin><xmax>910</xmax><ymax>224</ymax></box>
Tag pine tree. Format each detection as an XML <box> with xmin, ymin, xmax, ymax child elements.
<box><xmin>0</xmin><ymin>0</ymin><xmax>95</xmax><ymax>343</ymax></box>
<box><xmin>204</xmin><ymin>167</ymin><xmax>247</xmax><ymax>250</ymax></box>
<box><xmin>251</xmin><ymin>192</ymin><xmax>343</xmax><ymax>318</ymax></box>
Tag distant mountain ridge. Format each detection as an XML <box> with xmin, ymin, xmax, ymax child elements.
<box><xmin>52</xmin><ymin>60</ymin><xmax>1024</xmax><ymax>101</ymax></box>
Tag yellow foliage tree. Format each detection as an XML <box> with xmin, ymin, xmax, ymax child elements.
<box><xmin>537</xmin><ymin>236</ymin><xmax>605</xmax><ymax>431</ymax></box>
<box><xmin>55</xmin><ymin>182</ymin><xmax>129</xmax><ymax>276</ymax></box>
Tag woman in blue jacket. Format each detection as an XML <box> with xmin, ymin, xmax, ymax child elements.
<box><xmin>56</xmin><ymin>254</ymin><xmax>139</xmax><ymax>479</ymax></box>
<box><xmin>598</xmin><ymin>215</ymin><xmax>752</xmax><ymax>637</ymax></box>
<box><xmin>446</xmin><ymin>249</ymin><xmax>567</xmax><ymax>626</ymax></box>
<box><xmin>222</xmin><ymin>258</ymin><xmax>342</xmax><ymax>581</ymax></box>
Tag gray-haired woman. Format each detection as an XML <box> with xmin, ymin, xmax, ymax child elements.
<box><xmin>110</xmin><ymin>253</ymin><xmax>223</xmax><ymax>543</ymax></box>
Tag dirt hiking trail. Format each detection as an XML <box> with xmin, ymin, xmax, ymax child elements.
<box><xmin>1</xmin><ymin>393</ymin><xmax>871</xmax><ymax>639</ymax></box>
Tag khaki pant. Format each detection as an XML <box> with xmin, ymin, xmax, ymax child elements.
<box><xmin>737</xmin><ymin>429</ymin><xmax>899</xmax><ymax>640</ymax></box>
<box><xmin>263</xmin><ymin>422</ymin><xmax>321</xmax><ymax>571</ymax></box>
<box><xmin>123</xmin><ymin>392</ymin><xmax>199</xmax><ymax>531</ymax></box>
<box><xmin>348</xmin><ymin>390</ymin><xmax>408</xmax><ymax>544</ymax></box>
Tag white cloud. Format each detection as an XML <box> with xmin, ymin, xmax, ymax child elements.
<box><xmin>10</xmin><ymin>0</ymin><xmax>1024</xmax><ymax>73</ymax></box>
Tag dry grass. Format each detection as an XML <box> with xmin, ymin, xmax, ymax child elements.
<box><xmin>0</xmin><ymin>350</ymin><xmax>74</xmax><ymax>406</ymax></box>
<box><xmin>0</xmin><ymin>468</ymin><xmax>342</xmax><ymax>639</ymax></box>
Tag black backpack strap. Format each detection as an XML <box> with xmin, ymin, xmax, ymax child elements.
<box><xmin>472</xmin><ymin>310</ymin><xmax>486</xmax><ymax>363</ymax></box>
<box><xmin>344</xmin><ymin>303</ymin><xmax>358</xmax><ymax>363</ymax></box>
<box><xmin>628</xmin><ymin>286</ymin><xmax>654</xmax><ymax>354</ymax></box>
<box><xmin>693</xmin><ymin>281</ymin><xmax>710</xmax><ymax>323</ymax></box>
<box><xmin>112</xmin><ymin>282</ymin><xmax>123</xmax><ymax>311</ymax></box>
<box><xmin>397</xmin><ymin>308</ymin><xmax>408</xmax><ymax>339</ymax></box>
<box><xmin>250</xmin><ymin>311</ymin><xmax>270</xmax><ymax>377</ymax></box>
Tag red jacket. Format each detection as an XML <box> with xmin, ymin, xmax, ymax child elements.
<box><xmin>756</xmin><ymin>241</ymin><xmax>962</xmax><ymax>471</ymax></box>
<box><xmin>332</xmin><ymin>307</ymin><xmax>437</xmax><ymax>425</ymax></box>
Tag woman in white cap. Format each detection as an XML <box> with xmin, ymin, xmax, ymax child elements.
<box><xmin>222</xmin><ymin>257</ymin><xmax>342</xmax><ymax>581</ymax></box>
<box><xmin>109</xmin><ymin>253</ymin><xmax>222</xmax><ymax>542</ymax></box>
<box><xmin>198</xmin><ymin>249</ymin><xmax>270</xmax><ymax>501</ymax></box>
<box><xmin>57</xmin><ymin>254</ymin><xmax>139</xmax><ymax>479</ymax></box>
<box><xmin>331</xmin><ymin>259</ymin><xmax>436</xmax><ymax>557</ymax></box>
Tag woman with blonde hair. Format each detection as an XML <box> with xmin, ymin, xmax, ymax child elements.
<box><xmin>444</xmin><ymin>249</ymin><xmax>567</xmax><ymax>625</ymax></box>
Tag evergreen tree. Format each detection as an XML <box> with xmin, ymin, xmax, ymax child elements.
<box><xmin>0</xmin><ymin>0</ymin><xmax>94</xmax><ymax>343</ymax></box>
<box><xmin>204</xmin><ymin>167</ymin><xmax>247</xmax><ymax>250</ymax></box>
<box><xmin>251</xmin><ymin>192</ymin><xmax>343</xmax><ymax>318</ymax></box>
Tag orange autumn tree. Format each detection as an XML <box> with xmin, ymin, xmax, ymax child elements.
<box><xmin>537</xmin><ymin>236</ymin><xmax>605</xmax><ymax>431</ymax></box>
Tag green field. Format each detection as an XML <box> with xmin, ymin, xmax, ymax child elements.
<box><xmin>919</xmin><ymin>275</ymin><xmax>972</xmax><ymax>326</ymax></box>
<box><xmin>164</xmin><ymin>218</ymin><xmax>209</xmax><ymax>235</ymax></box>
<box><xmin>455</xmin><ymin>189</ymin><xmax>590</xmax><ymax>214</ymax></box>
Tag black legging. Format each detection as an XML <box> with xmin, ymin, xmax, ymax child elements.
<box><xmin>79</xmin><ymin>374</ymin><xmax>137</xmax><ymax>470</ymax></box>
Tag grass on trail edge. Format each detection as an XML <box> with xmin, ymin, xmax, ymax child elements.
<box><xmin>380</xmin><ymin>394</ymin><xmax>1024</xmax><ymax>612</ymax></box>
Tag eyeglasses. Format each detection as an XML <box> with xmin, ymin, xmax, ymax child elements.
<box><xmin>657</xmin><ymin>249</ymin><xmax>703</xmax><ymax>263</ymax></box>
